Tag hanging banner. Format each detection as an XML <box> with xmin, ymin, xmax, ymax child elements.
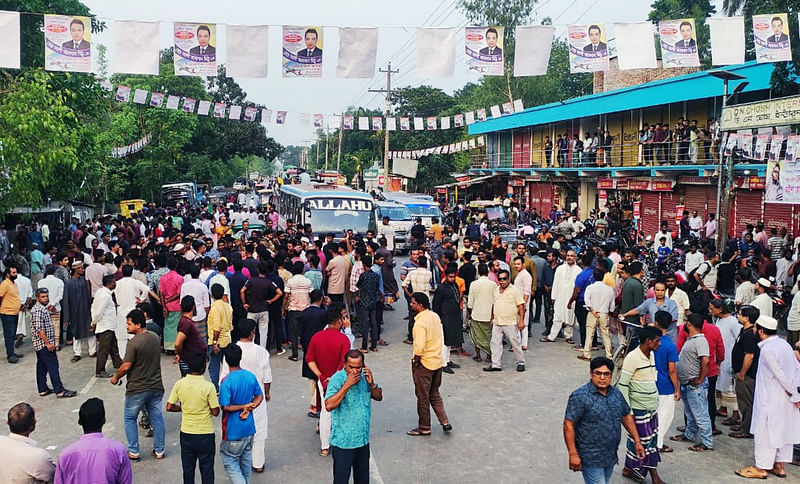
<box><xmin>465</xmin><ymin>26</ymin><xmax>504</xmax><ymax>76</ymax></box>
<box><xmin>414</xmin><ymin>117</ymin><xmax>424</xmax><ymax>130</ymax></box>
<box><xmin>337</xmin><ymin>27</ymin><xmax>378</xmax><ymax>78</ymax></box>
<box><xmin>465</xmin><ymin>111</ymin><xmax>476</xmax><ymax>124</ymax></box>
<box><xmin>708</xmin><ymin>17</ymin><xmax>745</xmax><ymax>66</ymax></box>
<box><xmin>753</xmin><ymin>13</ymin><xmax>791</xmax><ymax>63</ymax></box>
<box><xmin>400</xmin><ymin>117</ymin><xmax>410</xmax><ymax>131</ymax></box>
<box><xmin>182</xmin><ymin>97</ymin><xmax>196</xmax><ymax>113</ymax></box>
<box><xmin>115</xmin><ymin>86</ymin><xmax>131</xmax><ymax>103</ymax></box>
<box><xmin>741</xmin><ymin>133</ymin><xmax>753</xmax><ymax>158</ymax></box>
<box><xmin>616</xmin><ymin>22</ymin><xmax>657</xmax><ymax>70</ymax></box>
<box><xmin>723</xmin><ymin>132</ymin><xmax>738</xmax><ymax>156</ymax></box>
<box><xmin>477</xmin><ymin>108</ymin><xmax>487</xmax><ymax>121</ymax></box>
<box><xmin>313</xmin><ymin>113</ymin><xmax>324</xmax><ymax>128</ymax></box>
<box><xmin>213</xmin><ymin>102</ymin><xmax>226</xmax><ymax>118</ymax></box>
<box><xmin>300</xmin><ymin>113</ymin><xmax>310</xmax><ymax>126</ymax></box>
<box><xmin>440</xmin><ymin>116</ymin><xmax>451</xmax><ymax>130</ymax></box>
<box><xmin>417</xmin><ymin>28</ymin><xmax>456</xmax><ymax>78</ymax></box>
<box><xmin>150</xmin><ymin>92</ymin><xmax>164</xmax><ymax>108</ymax></box>
<box><xmin>490</xmin><ymin>105</ymin><xmax>502</xmax><ymax>118</ymax></box>
<box><xmin>276</xmin><ymin>110</ymin><xmax>287</xmax><ymax>124</ymax></box>
<box><xmin>427</xmin><ymin>117</ymin><xmax>437</xmax><ymax>130</ymax></box>
<box><xmin>513</xmin><ymin>25</ymin><xmax>553</xmax><ymax>77</ymax></box>
<box><xmin>658</xmin><ymin>19</ymin><xmax>700</xmax><ymax>68</ymax></box>
<box><xmin>198</xmin><ymin>100</ymin><xmax>211</xmax><ymax>115</ymax></box>
<box><xmin>785</xmin><ymin>134</ymin><xmax>800</xmax><ymax>162</ymax></box>
<box><xmin>371</xmin><ymin>116</ymin><xmax>382</xmax><ymax>131</ymax></box>
<box><xmin>114</xmin><ymin>20</ymin><xmax>160</xmax><ymax>75</ymax></box>
<box><xmin>261</xmin><ymin>108</ymin><xmax>273</xmax><ymax>123</ymax></box>
<box><xmin>502</xmin><ymin>102</ymin><xmax>513</xmax><ymax>115</ymax></box>
<box><xmin>229</xmin><ymin>105</ymin><xmax>242</xmax><ymax>120</ymax></box>
<box><xmin>173</xmin><ymin>22</ymin><xmax>216</xmax><ymax>76</ymax></box>
<box><xmin>386</xmin><ymin>117</ymin><xmax>396</xmax><ymax>131</ymax></box>
<box><xmin>567</xmin><ymin>23</ymin><xmax>608</xmax><ymax>73</ymax></box>
<box><xmin>343</xmin><ymin>114</ymin><xmax>354</xmax><ymax>130</ymax></box>
<box><xmin>453</xmin><ymin>114</ymin><xmax>464</xmax><ymax>127</ymax></box>
<box><xmin>0</xmin><ymin>11</ymin><xmax>20</xmax><ymax>69</ymax></box>
<box><xmin>770</xmin><ymin>134</ymin><xmax>784</xmax><ymax>161</ymax></box>
<box><xmin>44</xmin><ymin>15</ymin><xmax>91</xmax><ymax>73</ymax></box>
<box><xmin>132</xmin><ymin>89</ymin><xmax>148</xmax><ymax>104</ymax></box>
<box><xmin>282</xmin><ymin>25</ymin><xmax>323</xmax><ymax>78</ymax></box>
<box><xmin>244</xmin><ymin>106</ymin><xmax>257</xmax><ymax>121</ymax></box>
<box><xmin>754</xmin><ymin>134</ymin><xmax>769</xmax><ymax>161</ymax></box>
<box><xmin>358</xmin><ymin>116</ymin><xmax>369</xmax><ymax>130</ymax></box>
<box><xmin>226</xmin><ymin>25</ymin><xmax>269</xmax><ymax>78</ymax></box>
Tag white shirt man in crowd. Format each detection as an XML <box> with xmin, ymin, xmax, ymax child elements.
<box><xmin>751</xmin><ymin>278</ymin><xmax>773</xmax><ymax>319</ymax></box>
<box><xmin>92</xmin><ymin>275</ymin><xmax>121</xmax><ymax>378</ymax></box>
<box><xmin>0</xmin><ymin>403</ymin><xmax>55</xmax><ymax>482</ymax></box>
<box><xmin>512</xmin><ymin>256</ymin><xmax>533</xmax><ymax>350</ymax></box>
<box><xmin>467</xmin><ymin>263</ymin><xmax>496</xmax><ymax>362</ymax></box>
<box><xmin>684</xmin><ymin>243</ymin><xmax>705</xmax><ymax>274</ymax></box>
<box><xmin>484</xmin><ymin>269</ymin><xmax>526</xmax><ymax>373</ymax></box>
<box><xmin>543</xmin><ymin>249</ymin><xmax>581</xmax><ymax>343</ymax></box>
<box><xmin>735</xmin><ymin>268</ymin><xmax>756</xmax><ymax>308</ymax></box>
<box><xmin>689</xmin><ymin>211</ymin><xmax>703</xmax><ymax>238</ymax></box>
<box><xmin>114</xmin><ymin>265</ymin><xmax>151</xmax><ymax>358</ymax></box>
<box><xmin>582</xmin><ymin>268</ymin><xmax>615</xmax><ymax>360</ymax></box>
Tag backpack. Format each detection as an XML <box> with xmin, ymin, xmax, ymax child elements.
<box><xmin>686</xmin><ymin>261</ymin><xmax>711</xmax><ymax>294</ymax></box>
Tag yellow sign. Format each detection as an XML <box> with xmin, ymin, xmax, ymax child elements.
<box><xmin>721</xmin><ymin>95</ymin><xmax>800</xmax><ymax>130</ymax></box>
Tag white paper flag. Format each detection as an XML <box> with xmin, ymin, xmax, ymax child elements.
<box><xmin>229</xmin><ymin>105</ymin><xmax>242</xmax><ymax>120</ymax></box>
<box><xmin>440</xmin><ymin>116</ymin><xmax>451</xmax><ymax>130</ymax></box>
<box><xmin>114</xmin><ymin>21</ymin><xmax>160</xmax><ymax>75</ymax></box>
<box><xmin>328</xmin><ymin>115</ymin><xmax>341</xmax><ymax>128</ymax></box>
<box><xmin>708</xmin><ymin>17</ymin><xmax>745</xmax><ymax>66</ymax></box>
<box><xmin>465</xmin><ymin>111</ymin><xmax>475</xmax><ymax>125</ymax></box>
<box><xmin>615</xmin><ymin>22</ymin><xmax>657</xmax><ymax>70</ymax></box>
<box><xmin>0</xmin><ymin>11</ymin><xmax>20</xmax><ymax>69</ymax></box>
<box><xmin>166</xmin><ymin>95</ymin><xmax>180</xmax><ymax>110</ymax></box>
<box><xmin>198</xmin><ymin>100</ymin><xmax>211</xmax><ymax>115</ymax></box>
<box><xmin>513</xmin><ymin>25</ymin><xmax>553</xmax><ymax>77</ymax></box>
<box><xmin>513</xmin><ymin>99</ymin><xmax>524</xmax><ymax>112</ymax></box>
<box><xmin>300</xmin><ymin>113</ymin><xmax>310</xmax><ymax>126</ymax></box>
<box><xmin>417</xmin><ymin>28</ymin><xmax>456</xmax><ymax>78</ymax></box>
<box><xmin>386</xmin><ymin>117</ymin><xmax>397</xmax><ymax>131</ymax></box>
<box><xmin>132</xmin><ymin>89</ymin><xmax>148</xmax><ymax>104</ymax></box>
<box><xmin>337</xmin><ymin>27</ymin><xmax>378</xmax><ymax>78</ymax></box>
<box><xmin>502</xmin><ymin>102</ymin><xmax>513</xmax><ymax>115</ymax></box>
<box><xmin>226</xmin><ymin>25</ymin><xmax>268</xmax><ymax>78</ymax></box>
<box><xmin>358</xmin><ymin>117</ymin><xmax>369</xmax><ymax>130</ymax></box>
<box><xmin>490</xmin><ymin>105</ymin><xmax>502</xmax><ymax>118</ymax></box>
<box><xmin>414</xmin><ymin>117</ymin><xmax>424</xmax><ymax>130</ymax></box>
<box><xmin>261</xmin><ymin>108</ymin><xmax>273</xmax><ymax>123</ymax></box>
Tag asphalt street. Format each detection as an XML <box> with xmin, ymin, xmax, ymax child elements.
<box><xmin>0</xmin><ymin>257</ymin><xmax>773</xmax><ymax>483</ymax></box>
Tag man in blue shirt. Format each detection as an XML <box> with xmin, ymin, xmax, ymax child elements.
<box><xmin>569</xmin><ymin>253</ymin><xmax>597</xmax><ymax>350</ymax></box>
<box><xmin>620</xmin><ymin>281</ymin><xmax>679</xmax><ymax>342</ymax></box>
<box><xmin>218</xmin><ymin>343</ymin><xmax>263</xmax><ymax>484</ymax></box>
<box><xmin>652</xmin><ymin>311</ymin><xmax>680</xmax><ymax>454</ymax></box>
<box><xmin>325</xmin><ymin>350</ymin><xmax>383</xmax><ymax>484</ymax></box>
<box><xmin>564</xmin><ymin>357</ymin><xmax>645</xmax><ymax>484</ymax></box>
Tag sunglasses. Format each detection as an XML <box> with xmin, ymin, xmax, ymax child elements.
<box><xmin>497</xmin><ymin>277</ymin><xmax>509</xmax><ymax>281</ymax></box>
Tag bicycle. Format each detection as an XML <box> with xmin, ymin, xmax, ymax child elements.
<box><xmin>610</xmin><ymin>318</ymin><xmax>643</xmax><ymax>385</ymax></box>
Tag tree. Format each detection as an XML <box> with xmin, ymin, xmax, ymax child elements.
<box><xmin>648</xmin><ymin>0</ymin><xmax>716</xmax><ymax>67</ymax></box>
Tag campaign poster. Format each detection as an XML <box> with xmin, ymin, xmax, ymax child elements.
<box><xmin>476</xmin><ymin>108</ymin><xmax>487</xmax><ymax>121</ymax></box>
<box><xmin>502</xmin><ymin>102</ymin><xmax>513</xmax><ymax>115</ymax></box>
<box><xmin>400</xmin><ymin>117</ymin><xmax>410</xmax><ymax>131</ymax></box>
<box><xmin>785</xmin><ymin>134</ymin><xmax>800</xmax><ymax>162</ymax></box>
<box><xmin>244</xmin><ymin>106</ymin><xmax>257</xmax><ymax>122</ymax></box>
<box><xmin>213</xmin><ymin>102</ymin><xmax>226</xmax><ymax>118</ymax></box>
<box><xmin>182</xmin><ymin>98</ymin><xmax>196</xmax><ymax>113</ymax></box>
<box><xmin>386</xmin><ymin>117</ymin><xmax>396</xmax><ymax>131</ymax></box>
<box><xmin>44</xmin><ymin>15</ymin><xmax>91</xmax><ymax>73</ymax></box>
<box><xmin>301</xmin><ymin>113</ymin><xmax>312</xmax><ymax>126</ymax></box>
<box><xmin>358</xmin><ymin>117</ymin><xmax>369</xmax><ymax>130</ymax></box>
<box><xmin>741</xmin><ymin>133</ymin><xmax>753</xmax><ymax>158</ymax></box>
<box><xmin>343</xmin><ymin>115</ymin><xmax>354</xmax><ymax>130</ymax></box>
<box><xmin>465</xmin><ymin>111</ymin><xmax>475</xmax><ymax>125</ymax></box>
<box><xmin>229</xmin><ymin>105</ymin><xmax>242</xmax><ymax>120</ymax></box>
<box><xmin>166</xmin><ymin>95</ymin><xmax>180</xmax><ymax>110</ymax></box>
<box><xmin>261</xmin><ymin>108</ymin><xmax>273</xmax><ymax>123</ymax></box>
<box><xmin>313</xmin><ymin>113</ymin><xmax>324</xmax><ymax>128</ymax></box>
<box><xmin>276</xmin><ymin>110</ymin><xmax>287</xmax><ymax>124</ymax></box>
<box><xmin>115</xmin><ymin>86</ymin><xmax>131</xmax><ymax>103</ymax></box>
<box><xmin>723</xmin><ymin>132</ymin><xmax>738</xmax><ymax>156</ymax></box>
<box><xmin>769</xmin><ymin>134</ymin><xmax>785</xmax><ymax>161</ymax></box>
<box><xmin>454</xmin><ymin>114</ymin><xmax>464</xmax><ymax>127</ymax></box>
<box><xmin>766</xmin><ymin>161</ymin><xmax>785</xmax><ymax>202</ymax></box>
<box><xmin>753</xmin><ymin>13</ymin><xmax>791</xmax><ymax>63</ymax></box>
<box><xmin>659</xmin><ymin>19</ymin><xmax>700</xmax><ymax>67</ymax></box>
<box><xmin>150</xmin><ymin>92</ymin><xmax>164</xmax><ymax>108</ymax></box>
<box><xmin>567</xmin><ymin>24</ymin><xmax>609</xmax><ymax>73</ymax></box>
<box><xmin>371</xmin><ymin>116</ymin><xmax>382</xmax><ymax>131</ymax></box>
<box><xmin>197</xmin><ymin>100</ymin><xmax>211</xmax><ymax>116</ymax></box>
<box><xmin>173</xmin><ymin>22</ymin><xmax>217</xmax><ymax>76</ymax></box>
<box><xmin>427</xmin><ymin>117</ymin><xmax>437</xmax><ymax>130</ymax></box>
<box><xmin>754</xmin><ymin>134</ymin><xmax>769</xmax><ymax>161</ymax></box>
<box><xmin>465</xmin><ymin>26</ymin><xmax>504</xmax><ymax>76</ymax></box>
<box><xmin>132</xmin><ymin>89</ymin><xmax>148</xmax><ymax>104</ymax></box>
<box><xmin>282</xmin><ymin>25</ymin><xmax>323</xmax><ymax>78</ymax></box>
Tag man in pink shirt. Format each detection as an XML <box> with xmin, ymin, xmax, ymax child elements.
<box><xmin>677</xmin><ymin>316</ymin><xmax>725</xmax><ymax>435</ymax></box>
<box><xmin>158</xmin><ymin>257</ymin><xmax>184</xmax><ymax>352</ymax></box>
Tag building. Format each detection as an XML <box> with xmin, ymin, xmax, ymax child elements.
<box><xmin>466</xmin><ymin>60</ymin><xmax>798</xmax><ymax>238</ymax></box>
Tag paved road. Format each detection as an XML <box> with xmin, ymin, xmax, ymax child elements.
<box><xmin>0</xmin><ymin>259</ymin><xmax>774</xmax><ymax>483</ymax></box>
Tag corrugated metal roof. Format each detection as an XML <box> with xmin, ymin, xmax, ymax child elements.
<box><xmin>468</xmin><ymin>61</ymin><xmax>775</xmax><ymax>135</ymax></box>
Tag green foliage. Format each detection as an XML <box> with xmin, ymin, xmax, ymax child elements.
<box><xmin>648</xmin><ymin>0</ymin><xmax>716</xmax><ymax>67</ymax></box>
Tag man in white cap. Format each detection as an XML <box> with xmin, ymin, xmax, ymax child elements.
<box><xmin>735</xmin><ymin>315</ymin><xmax>800</xmax><ymax>479</ymax></box>
<box><xmin>750</xmin><ymin>278</ymin><xmax>773</xmax><ymax>320</ymax></box>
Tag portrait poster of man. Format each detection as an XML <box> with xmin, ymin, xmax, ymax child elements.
<box><xmin>400</xmin><ymin>117</ymin><xmax>410</xmax><ymax>131</ymax></box>
<box><xmin>276</xmin><ymin>110</ymin><xmax>287</xmax><ymax>124</ymax></box>
<box><xmin>173</xmin><ymin>22</ymin><xmax>217</xmax><ymax>76</ymax></box>
<box><xmin>765</xmin><ymin>161</ymin><xmax>784</xmax><ymax>202</ymax></box>
<box><xmin>723</xmin><ymin>132</ymin><xmax>738</xmax><ymax>157</ymax></box>
<box><xmin>465</xmin><ymin>26</ymin><xmax>504</xmax><ymax>75</ymax></box>
<box><xmin>44</xmin><ymin>15</ymin><xmax>91</xmax><ymax>72</ymax></box>
<box><xmin>785</xmin><ymin>134</ymin><xmax>800</xmax><ymax>163</ymax></box>
<box><xmin>754</xmin><ymin>134</ymin><xmax>769</xmax><ymax>161</ymax></box>
<box><xmin>659</xmin><ymin>18</ymin><xmax>700</xmax><ymax>67</ymax></box>
<box><xmin>213</xmin><ymin>102</ymin><xmax>226</xmax><ymax>118</ymax></box>
<box><xmin>769</xmin><ymin>134</ymin><xmax>785</xmax><ymax>161</ymax></box>
<box><xmin>115</xmin><ymin>85</ymin><xmax>130</xmax><ymax>103</ymax></box>
<box><xmin>741</xmin><ymin>133</ymin><xmax>753</xmax><ymax>158</ymax></box>
<box><xmin>753</xmin><ymin>13</ymin><xmax>791</xmax><ymax>63</ymax></box>
<box><xmin>343</xmin><ymin>115</ymin><xmax>354</xmax><ymax>130</ymax></box>
<box><xmin>182</xmin><ymin>97</ymin><xmax>196</xmax><ymax>113</ymax></box>
<box><xmin>313</xmin><ymin>113</ymin><xmax>324</xmax><ymax>128</ymax></box>
<box><xmin>567</xmin><ymin>23</ymin><xmax>609</xmax><ymax>73</ymax></box>
<box><xmin>244</xmin><ymin>106</ymin><xmax>257</xmax><ymax>122</ymax></box>
<box><xmin>149</xmin><ymin>92</ymin><xmax>164</xmax><ymax>108</ymax></box>
<box><xmin>283</xmin><ymin>25</ymin><xmax>323</xmax><ymax>78</ymax></box>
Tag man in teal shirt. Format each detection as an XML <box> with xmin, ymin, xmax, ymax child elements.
<box><xmin>325</xmin><ymin>350</ymin><xmax>383</xmax><ymax>484</ymax></box>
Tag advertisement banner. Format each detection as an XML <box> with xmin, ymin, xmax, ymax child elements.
<box><xmin>567</xmin><ymin>24</ymin><xmax>609</xmax><ymax>73</ymax></box>
<box><xmin>659</xmin><ymin>19</ymin><xmax>700</xmax><ymax>67</ymax></box>
<box><xmin>282</xmin><ymin>26</ymin><xmax>323</xmax><ymax>78</ymax></box>
<box><xmin>723</xmin><ymin>133</ymin><xmax>738</xmax><ymax>156</ymax></box>
<box><xmin>343</xmin><ymin>115</ymin><xmax>354</xmax><ymax>130</ymax></box>
<box><xmin>465</xmin><ymin>26</ymin><xmax>504</xmax><ymax>76</ymax></box>
<box><xmin>754</xmin><ymin>134</ymin><xmax>769</xmax><ymax>161</ymax></box>
<box><xmin>765</xmin><ymin>160</ymin><xmax>800</xmax><ymax>202</ymax></box>
<box><xmin>44</xmin><ymin>14</ymin><xmax>91</xmax><ymax>72</ymax></box>
<box><xmin>770</xmin><ymin>134</ymin><xmax>784</xmax><ymax>160</ymax></box>
<box><xmin>173</xmin><ymin>22</ymin><xmax>216</xmax><ymax>76</ymax></box>
<box><xmin>741</xmin><ymin>133</ymin><xmax>753</xmax><ymax>158</ymax></box>
<box><xmin>753</xmin><ymin>13</ymin><xmax>791</xmax><ymax>63</ymax></box>
<box><xmin>149</xmin><ymin>92</ymin><xmax>164</xmax><ymax>108</ymax></box>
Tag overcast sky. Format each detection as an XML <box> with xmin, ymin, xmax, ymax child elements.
<box><xmin>82</xmin><ymin>0</ymin><xmax>724</xmax><ymax>146</ymax></box>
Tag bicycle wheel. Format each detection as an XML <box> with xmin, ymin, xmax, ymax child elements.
<box><xmin>610</xmin><ymin>343</ymin><xmax>627</xmax><ymax>386</ymax></box>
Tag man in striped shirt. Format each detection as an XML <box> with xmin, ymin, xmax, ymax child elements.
<box><xmin>30</xmin><ymin>288</ymin><xmax>76</xmax><ymax>398</ymax></box>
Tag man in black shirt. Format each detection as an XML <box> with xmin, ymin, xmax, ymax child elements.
<box><xmin>410</xmin><ymin>218</ymin><xmax>426</xmax><ymax>245</ymax></box>
<box><xmin>730</xmin><ymin>305</ymin><xmax>760</xmax><ymax>438</ymax></box>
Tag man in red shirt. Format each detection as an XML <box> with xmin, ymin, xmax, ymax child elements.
<box><xmin>677</xmin><ymin>316</ymin><xmax>725</xmax><ymax>435</ymax></box>
<box><xmin>306</xmin><ymin>307</ymin><xmax>351</xmax><ymax>457</ymax></box>
<box><xmin>159</xmin><ymin>257</ymin><xmax>184</xmax><ymax>353</ymax></box>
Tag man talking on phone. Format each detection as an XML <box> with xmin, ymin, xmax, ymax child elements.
<box><xmin>325</xmin><ymin>349</ymin><xmax>382</xmax><ymax>484</ymax></box>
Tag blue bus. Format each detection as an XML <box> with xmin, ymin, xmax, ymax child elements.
<box><xmin>277</xmin><ymin>184</ymin><xmax>375</xmax><ymax>236</ymax></box>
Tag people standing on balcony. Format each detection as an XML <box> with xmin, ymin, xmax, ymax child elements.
<box><xmin>602</xmin><ymin>130</ymin><xmax>613</xmax><ymax>166</ymax></box>
<box><xmin>572</xmin><ymin>135</ymin><xmax>583</xmax><ymax>167</ymax></box>
<box><xmin>638</xmin><ymin>129</ymin><xmax>648</xmax><ymax>166</ymax></box>
<box><xmin>653</xmin><ymin>123</ymin><xmax>667</xmax><ymax>165</ymax></box>
<box><xmin>558</xmin><ymin>133</ymin><xmax>569</xmax><ymax>167</ymax></box>
<box><xmin>689</xmin><ymin>125</ymin><xmax>700</xmax><ymax>164</ymax></box>
<box><xmin>544</xmin><ymin>136</ymin><xmax>553</xmax><ymax>168</ymax></box>
<box><xmin>678</xmin><ymin>120</ymin><xmax>691</xmax><ymax>164</ymax></box>
<box><xmin>644</xmin><ymin>124</ymin><xmax>655</xmax><ymax>165</ymax></box>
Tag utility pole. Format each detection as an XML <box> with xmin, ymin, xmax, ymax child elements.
<box><xmin>337</xmin><ymin>113</ymin><xmax>344</xmax><ymax>173</ymax></box>
<box><xmin>325</xmin><ymin>128</ymin><xmax>330</xmax><ymax>170</ymax></box>
<box><xmin>369</xmin><ymin>63</ymin><xmax>399</xmax><ymax>192</ymax></box>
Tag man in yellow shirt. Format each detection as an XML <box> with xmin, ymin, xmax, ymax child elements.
<box><xmin>485</xmin><ymin>269</ymin><xmax>526</xmax><ymax>373</ymax></box>
<box><xmin>0</xmin><ymin>266</ymin><xmax>23</xmax><ymax>363</ymax></box>
<box><xmin>207</xmin><ymin>283</ymin><xmax>233</xmax><ymax>391</ymax></box>
<box><xmin>167</xmin><ymin>352</ymin><xmax>220</xmax><ymax>483</ymax></box>
<box><xmin>429</xmin><ymin>218</ymin><xmax>444</xmax><ymax>242</ymax></box>
<box><xmin>408</xmin><ymin>292</ymin><xmax>451</xmax><ymax>436</ymax></box>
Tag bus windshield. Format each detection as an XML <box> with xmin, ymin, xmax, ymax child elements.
<box><xmin>378</xmin><ymin>206</ymin><xmax>412</xmax><ymax>221</ymax></box>
<box><xmin>406</xmin><ymin>204</ymin><xmax>442</xmax><ymax>218</ymax></box>
<box><xmin>308</xmin><ymin>209</ymin><xmax>371</xmax><ymax>234</ymax></box>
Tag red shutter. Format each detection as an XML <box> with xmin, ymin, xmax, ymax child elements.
<box><xmin>733</xmin><ymin>190</ymin><xmax>763</xmax><ymax>238</ymax></box>
<box><xmin>763</xmin><ymin>203</ymin><xmax>793</xmax><ymax>234</ymax></box>
<box><xmin>528</xmin><ymin>182</ymin><xmax>555</xmax><ymax>215</ymax></box>
<box><xmin>683</xmin><ymin>185</ymin><xmax>715</xmax><ymax>219</ymax></box>
<box><xmin>513</xmin><ymin>129</ymin><xmax>531</xmax><ymax>168</ymax></box>
<box><xmin>640</xmin><ymin>191</ymin><xmax>661</xmax><ymax>237</ymax></box>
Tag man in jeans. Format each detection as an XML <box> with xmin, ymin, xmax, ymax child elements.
<box><xmin>111</xmin><ymin>309</ymin><xmax>166</xmax><ymax>461</ymax></box>
<box><xmin>671</xmin><ymin>313</ymin><xmax>713</xmax><ymax>452</ymax></box>
<box><xmin>30</xmin><ymin>288</ymin><xmax>76</xmax><ymax>398</ymax></box>
<box><xmin>0</xmin><ymin>266</ymin><xmax>24</xmax><ymax>363</ymax></box>
<box><xmin>242</xmin><ymin>262</ymin><xmax>281</xmax><ymax>350</ymax></box>
<box><xmin>219</xmin><ymin>344</ymin><xmax>263</xmax><ymax>484</ymax></box>
<box><xmin>283</xmin><ymin>261</ymin><xmax>312</xmax><ymax>361</ymax></box>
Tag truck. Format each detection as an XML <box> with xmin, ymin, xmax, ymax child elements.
<box><xmin>161</xmin><ymin>182</ymin><xmax>201</xmax><ymax>208</ymax></box>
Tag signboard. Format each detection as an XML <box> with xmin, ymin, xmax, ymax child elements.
<box><xmin>363</xmin><ymin>169</ymin><xmax>379</xmax><ymax>180</ymax></box>
<box><xmin>597</xmin><ymin>177</ymin><xmax>614</xmax><ymax>189</ymax></box>
<box><xmin>511</xmin><ymin>177</ymin><xmax>525</xmax><ymax>187</ymax></box>
<box><xmin>650</xmin><ymin>180</ymin><xmax>674</xmax><ymax>191</ymax></box>
<box><xmin>633</xmin><ymin>201</ymin><xmax>641</xmax><ymax>219</ymax></box>
<box><xmin>306</xmin><ymin>199</ymin><xmax>372</xmax><ymax>211</ymax></box>
<box><xmin>598</xmin><ymin>189</ymin><xmax>607</xmax><ymax>211</ymax></box>
<box><xmin>675</xmin><ymin>205</ymin><xmax>685</xmax><ymax>224</ymax></box>
<box><xmin>721</xmin><ymin>95</ymin><xmax>800</xmax><ymax>131</ymax></box>
<box><xmin>629</xmin><ymin>180</ymin><xmax>650</xmax><ymax>191</ymax></box>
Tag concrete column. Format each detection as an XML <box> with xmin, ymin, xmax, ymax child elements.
<box><xmin>579</xmin><ymin>181</ymin><xmax>597</xmax><ymax>220</ymax></box>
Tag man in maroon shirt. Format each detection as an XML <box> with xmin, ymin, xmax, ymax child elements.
<box><xmin>306</xmin><ymin>307</ymin><xmax>351</xmax><ymax>457</ymax></box>
<box><xmin>174</xmin><ymin>295</ymin><xmax>206</xmax><ymax>378</ymax></box>
<box><xmin>677</xmin><ymin>316</ymin><xmax>725</xmax><ymax>435</ymax></box>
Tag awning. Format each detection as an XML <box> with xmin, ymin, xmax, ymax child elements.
<box><xmin>435</xmin><ymin>174</ymin><xmax>497</xmax><ymax>189</ymax></box>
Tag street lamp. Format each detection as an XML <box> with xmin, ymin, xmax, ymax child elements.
<box><xmin>709</xmin><ymin>70</ymin><xmax>747</xmax><ymax>252</ymax></box>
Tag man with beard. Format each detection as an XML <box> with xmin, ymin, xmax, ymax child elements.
<box><xmin>542</xmin><ymin>250</ymin><xmax>580</xmax><ymax>344</ymax></box>
<box><xmin>433</xmin><ymin>267</ymin><xmax>468</xmax><ymax>374</ymax></box>
<box><xmin>63</xmin><ymin>261</ymin><xmax>95</xmax><ymax>362</ymax></box>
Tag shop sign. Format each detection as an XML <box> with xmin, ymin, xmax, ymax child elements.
<box><xmin>721</xmin><ymin>95</ymin><xmax>800</xmax><ymax>131</ymax></box>
<box><xmin>629</xmin><ymin>180</ymin><xmax>650</xmax><ymax>191</ymax></box>
<box><xmin>597</xmin><ymin>177</ymin><xmax>614</xmax><ymax>189</ymax></box>
<box><xmin>650</xmin><ymin>180</ymin><xmax>674</xmax><ymax>191</ymax></box>
<box><xmin>633</xmin><ymin>201</ymin><xmax>641</xmax><ymax>218</ymax></box>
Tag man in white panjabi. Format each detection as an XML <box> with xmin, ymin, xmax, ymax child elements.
<box><xmin>221</xmin><ymin>319</ymin><xmax>272</xmax><ymax>473</ymax></box>
<box><xmin>113</xmin><ymin>265</ymin><xmax>151</xmax><ymax>358</ymax></box>
<box><xmin>735</xmin><ymin>315</ymin><xmax>800</xmax><ymax>479</ymax></box>
<box><xmin>543</xmin><ymin>250</ymin><xmax>580</xmax><ymax>343</ymax></box>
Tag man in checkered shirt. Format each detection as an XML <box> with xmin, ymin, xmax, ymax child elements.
<box><xmin>30</xmin><ymin>288</ymin><xmax>76</xmax><ymax>398</ymax></box>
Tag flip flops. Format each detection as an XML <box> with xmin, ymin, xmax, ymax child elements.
<box><xmin>734</xmin><ymin>466</ymin><xmax>767</xmax><ymax>479</ymax></box>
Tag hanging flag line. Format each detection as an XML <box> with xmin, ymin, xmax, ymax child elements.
<box><xmin>389</xmin><ymin>136</ymin><xmax>485</xmax><ymax>160</ymax></box>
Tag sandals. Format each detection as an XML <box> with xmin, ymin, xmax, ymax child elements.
<box><xmin>39</xmin><ymin>389</ymin><xmax>53</xmax><ymax>397</ymax></box>
<box><xmin>729</xmin><ymin>431</ymin><xmax>753</xmax><ymax>439</ymax></box>
<box><xmin>621</xmin><ymin>468</ymin><xmax>645</xmax><ymax>483</ymax></box>
<box><xmin>767</xmin><ymin>468</ymin><xmax>787</xmax><ymax>478</ymax></box>
<box><xmin>659</xmin><ymin>445</ymin><xmax>673</xmax><ymax>453</ymax></box>
<box><xmin>539</xmin><ymin>338</ymin><xmax>553</xmax><ymax>343</ymax></box>
<box><xmin>472</xmin><ymin>355</ymin><xmax>483</xmax><ymax>362</ymax></box>
<box><xmin>319</xmin><ymin>448</ymin><xmax>330</xmax><ymax>457</ymax></box>
<box><xmin>722</xmin><ymin>417</ymin><xmax>741</xmax><ymax>426</ymax></box>
<box><xmin>565</xmin><ymin>338</ymin><xmax>575</xmax><ymax>345</ymax></box>
<box><xmin>688</xmin><ymin>443</ymin><xmax>713</xmax><ymax>452</ymax></box>
<box><xmin>734</xmin><ymin>466</ymin><xmax>767</xmax><ymax>479</ymax></box>
<box><xmin>406</xmin><ymin>428</ymin><xmax>431</xmax><ymax>436</ymax></box>
<box><xmin>669</xmin><ymin>435</ymin><xmax>690</xmax><ymax>442</ymax></box>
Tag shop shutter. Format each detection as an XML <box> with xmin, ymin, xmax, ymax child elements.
<box><xmin>763</xmin><ymin>203</ymin><xmax>793</xmax><ymax>234</ymax></box>
<box><xmin>733</xmin><ymin>190</ymin><xmax>763</xmax><ymax>239</ymax></box>
<box><xmin>683</xmin><ymin>185</ymin><xmax>715</xmax><ymax>219</ymax></box>
<box><xmin>528</xmin><ymin>182</ymin><xmax>555</xmax><ymax>215</ymax></box>
<box><xmin>659</xmin><ymin>192</ymin><xmax>680</xmax><ymax>239</ymax></box>
<box><xmin>513</xmin><ymin>129</ymin><xmax>531</xmax><ymax>168</ymax></box>
<box><xmin>639</xmin><ymin>191</ymin><xmax>661</xmax><ymax>237</ymax></box>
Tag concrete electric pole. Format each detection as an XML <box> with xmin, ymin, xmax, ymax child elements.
<box><xmin>368</xmin><ymin>63</ymin><xmax>399</xmax><ymax>192</ymax></box>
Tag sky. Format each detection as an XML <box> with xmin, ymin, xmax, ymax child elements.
<box><xmin>80</xmin><ymin>0</ymin><xmax>724</xmax><ymax>146</ymax></box>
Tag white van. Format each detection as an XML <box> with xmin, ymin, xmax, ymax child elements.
<box><xmin>374</xmin><ymin>200</ymin><xmax>413</xmax><ymax>252</ymax></box>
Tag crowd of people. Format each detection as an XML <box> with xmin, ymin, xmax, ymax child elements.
<box><xmin>0</xmin><ymin>198</ymin><xmax>800</xmax><ymax>483</ymax></box>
